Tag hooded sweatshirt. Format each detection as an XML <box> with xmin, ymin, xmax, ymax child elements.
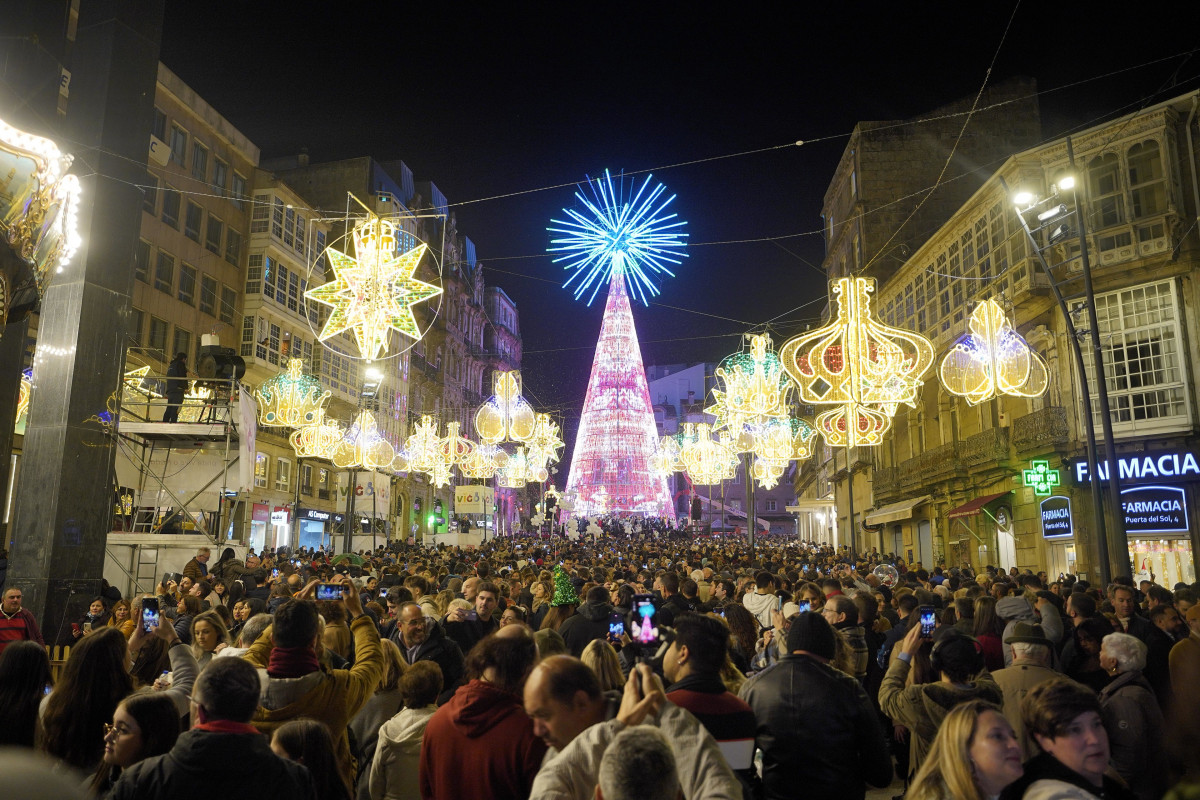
<box><xmin>370</xmin><ymin>704</ymin><xmax>437</xmax><ymax>800</ymax></box>
<box><xmin>743</xmin><ymin>591</ymin><xmax>779</xmax><ymax>630</ymax></box>
<box><xmin>557</xmin><ymin>601</ymin><xmax>613</xmax><ymax>657</ymax></box>
<box><xmin>419</xmin><ymin>679</ymin><xmax>548</xmax><ymax>800</ymax></box>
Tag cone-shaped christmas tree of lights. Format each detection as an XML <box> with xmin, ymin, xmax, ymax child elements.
<box><xmin>549</xmin><ymin>171</ymin><xmax>686</xmax><ymax>520</ymax></box>
<box><xmin>564</xmin><ymin>270</ymin><xmax>675</xmax><ymax>518</ymax></box>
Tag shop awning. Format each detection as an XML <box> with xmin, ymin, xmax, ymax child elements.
<box><xmin>865</xmin><ymin>495</ymin><xmax>931</xmax><ymax>525</ymax></box>
<box><xmin>947</xmin><ymin>491</ymin><xmax>1011</xmax><ymax>519</ymax></box>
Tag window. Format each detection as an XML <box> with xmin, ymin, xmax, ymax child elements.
<box><xmin>251</xmin><ymin>193</ymin><xmax>270</xmax><ymax>233</ymax></box>
<box><xmin>151</xmin><ymin>107</ymin><xmax>166</xmax><ymax>141</ymax></box>
<box><xmin>301</xmin><ymin>464</ymin><xmax>313</xmax><ymax>495</ymax></box>
<box><xmin>161</xmin><ymin>185</ymin><xmax>180</xmax><ymax>228</ymax></box>
<box><xmin>154</xmin><ymin>251</ymin><xmax>174</xmax><ymax>294</ymax></box>
<box><xmin>246</xmin><ymin>255</ymin><xmax>263</xmax><ymax>295</ymax></box>
<box><xmin>184</xmin><ymin>201</ymin><xmax>203</xmax><ymax>242</ymax></box>
<box><xmin>134</xmin><ymin>239</ymin><xmax>151</xmax><ymax>283</ymax></box>
<box><xmin>199</xmin><ymin>275</ymin><xmax>217</xmax><ymax>316</ymax></box>
<box><xmin>268</xmin><ymin>323</ymin><xmax>280</xmax><ymax>365</ymax></box>
<box><xmin>1080</xmin><ymin>280</ymin><xmax>1190</xmax><ymax>435</ymax></box>
<box><xmin>240</xmin><ymin>314</ymin><xmax>255</xmax><ymax>358</ymax></box>
<box><xmin>205</xmin><ymin>216</ymin><xmax>223</xmax><ymax>254</ymax></box>
<box><xmin>172</xmin><ymin>327</ymin><xmax>191</xmax><ymax>361</ymax></box>
<box><xmin>142</xmin><ymin>172</ymin><xmax>158</xmax><ymax>214</ymax></box>
<box><xmin>148</xmin><ymin>316</ymin><xmax>168</xmax><ymax>353</ymax></box>
<box><xmin>220</xmin><ymin>286</ymin><xmax>236</xmax><ymax>325</ymax></box>
<box><xmin>190</xmin><ymin>142</ymin><xmax>208</xmax><ymax>182</ymax></box>
<box><xmin>168</xmin><ymin>125</ymin><xmax>187</xmax><ymax>166</ymax></box>
<box><xmin>232</xmin><ymin>173</ymin><xmax>247</xmax><ymax>209</ymax></box>
<box><xmin>177</xmin><ymin>263</ymin><xmax>197</xmax><ymax>305</ymax></box>
<box><xmin>1128</xmin><ymin>141</ymin><xmax>1166</xmax><ymax>220</ymax></box>
<box><xmin>271</xmin><ymin>197</ymin><xmax>284</xmax><ymax>239</ymax></box>
<box><xmin>1088</xmin><ymin>153</ymin><xmax>1125</xmax><ymax>230</ymax></box>
<box><xmin>130</xmin><ymin>307</ymin><xmax>145</xmax><ymax>346</ymax></box>
<box><xmin>275</xmin><ymin>458</ymin><xmax>291</xmax><ymax>491</ymax></box>
<box><xmin>225</xmin><ymin>229</ymin><xmax>242</xmax><ymax>266</ymax></box>
<box><xmin>254</xmin><ymin>452</ymin><xmax>268</xmax><ymax>488</ymax></box>
<box><xmin>212</xmin><ymin>159</ymin><xmax>228</xmax><ymax>196</ymax></box>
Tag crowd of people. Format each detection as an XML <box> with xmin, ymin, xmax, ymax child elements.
<box><xmin>1</xmin><ymin>531</ymin><xmax>1198</xmax><ymax>800</ymax></box>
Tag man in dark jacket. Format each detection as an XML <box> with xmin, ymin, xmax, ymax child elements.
<box><xmin>656</xmin><ymin>572</ymin><xmax>692</xmax><ymax>627</ymax></box>
<box><xmin>162</xmin><ymin>352</ymin><xmax>188</xmax><ymax>423</ymax></box>
<box><xmin>109</xmin><ymin>657</ymin><xmax>314</xmax><ymax>799</ymax></box>
<box><xmin>558</xmin><ymin>585</ymin><xmax>614</xmax><ymax>657</ymax></box>
<box><xmin>739</xmin><ymin>612</ymin><xmax>892</xmax><ymax>800</ymax></box>
<box><xmin>392</xmin><ymin>601</ymin><xmax>465</xmax><ymax>703</ymax></box>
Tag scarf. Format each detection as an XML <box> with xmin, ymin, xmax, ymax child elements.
<box><xmin>194</xmin><ymin>719</ymin><xmax>261</xmax><ymax>735</ymax></box>
<box><xmin>267</xmin><ymin>645</ymin><xmax>320</xmax><ymax>678</ymax></box>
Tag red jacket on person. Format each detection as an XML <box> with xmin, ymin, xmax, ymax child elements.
<box><xmin>419</xmin><ymin>678</ymin><xmax>547</xmax><ymax>800</ymax></box>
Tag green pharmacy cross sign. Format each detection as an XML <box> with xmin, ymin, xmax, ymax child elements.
<box><xmin>1024</xmin><ymin>460</ymin><xmax>1061</xmax><ymax>495</ymax></box>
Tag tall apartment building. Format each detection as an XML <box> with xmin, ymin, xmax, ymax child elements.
<box><xmin>810</xmin><ymin>90</ymin><xmax>1200</xmax><ymax>585</ymax></box>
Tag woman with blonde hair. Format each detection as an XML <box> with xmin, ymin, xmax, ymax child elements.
<box><xmin>189</xmin><ymin>609</ymin><xmax>231</xmax><ymax>669</ymax></box>
<box><xmin>906</xmin><ymin>699</ymin><xmax>1023</xmax><ymax>800</ymax></box>
<box><xmin>580</xmin><ymin>639</ymin><xmax>624</xmax><ymax>692</ymax></box>
<box><xmin>107</xmin><ymin>599</ymin><xmax>136</xmax><ymax>639</ymax></box>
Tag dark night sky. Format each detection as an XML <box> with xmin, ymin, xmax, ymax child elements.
<box><xmin>161</xmin><ymin>4</ymin><xmax>1199</xmax><ymax>444</ymax></box>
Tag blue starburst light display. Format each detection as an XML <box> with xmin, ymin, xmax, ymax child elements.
<box><xmin>548</xmin><ymin>169</ymin><xmax>688</xmax><ymax>306</ymax></box>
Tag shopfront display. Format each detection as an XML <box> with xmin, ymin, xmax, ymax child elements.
<box><xmin>297</xmin><ymin>508</ymin><xmax>330</xmax><ymax>551</ymax></box>
<box><xmin>1129</xmin><ymin>537</ymin><xmax>1195</xmax><ymax>588</ymax></box>
<box><xmin>249</xmin><ymin>503</ymin><xmax>269</xmax><ymax>552</ymax></box>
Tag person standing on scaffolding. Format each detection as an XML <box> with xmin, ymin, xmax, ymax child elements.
<box><xmin>162</xmin><ymin>352</ymin><xmax>188</xmax><ymax>423</ymax></box>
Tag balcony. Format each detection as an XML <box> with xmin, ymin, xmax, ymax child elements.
<box><xmin>873</xmin><ymin>466</ymin><xmax>900</xmax><ymax>501</ymax></box>
<box><xmin>1012</xmin><ymin>406</ymin><xmax>1070</xmax><ymax>453</ymax></box>
<box><xmin>962</xmin><ymin>427</ymin><xmax>1010</xmax><ymax>467</ymax></box>
<box><xmin>899</xmin><ymin>442</ymin><xmax>962</xmax><ymax>488</ymax></box>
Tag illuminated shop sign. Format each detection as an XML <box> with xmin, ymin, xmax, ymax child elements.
<box><xmin>1072</xmin><ymin>450</ymin><xmax>1200</xmax><ymax>485</ymax></box>
<box><xmin>301</xmin><ymin>508</ymin><xmax>331</xmax><ymax>521</ymax></box>
<box><xmin>1121</xmin><ymin>485</ymin><xmax>1188</xmax><ymax>535</ymax></box>
<box><xmin>1040</xmin><ymin>496</ymin><xmax>1073</xmax><ymax>539</ymax></box>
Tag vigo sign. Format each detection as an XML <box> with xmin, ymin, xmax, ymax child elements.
<box><xmin>1072</xmin><ymin>449</ymin><xmax>1200</xmax><ymax>485</ymax></box>
<box><xmin>1120</xmin><ymin>485</ymin><xmax>1188</xmax><ymax>534</ymax></box>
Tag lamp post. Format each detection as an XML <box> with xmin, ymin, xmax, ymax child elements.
<box><xmin>1005</xmin><ymin>172</ymin><xmax>1120</xmax><ymax>585</ymax></box>
<box><xmin>343</xmin><ymin>366</ymin><xmax>383</xmax><ymax>555</ymax></box>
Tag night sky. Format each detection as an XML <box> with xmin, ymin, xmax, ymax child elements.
<box><xmin>161</xmin><ymin>4</ymin><xmax>1199</xmax><ymax>460</ymax></box>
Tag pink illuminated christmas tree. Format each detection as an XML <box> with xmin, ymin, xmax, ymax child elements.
<box><xmin>548</xmin><ymin>170</ymin><xmax>686</xmax><ymax>519</ymax></box>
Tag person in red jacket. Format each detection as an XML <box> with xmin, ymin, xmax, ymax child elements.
<box><xmin>0</xmin><ymin>588</ymin><xmax>44</xmax><ymax>656</ymax></box>
<box><xmin>419</xmin><ymin>625</ymin><xmax>547</xmax><ymax>800</ymax></box>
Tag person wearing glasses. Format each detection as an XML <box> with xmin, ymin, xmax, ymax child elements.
<box><xmin>89</xmin><ymin>693</ymin><xmax>180</xmax><ymax>795</ymax></box>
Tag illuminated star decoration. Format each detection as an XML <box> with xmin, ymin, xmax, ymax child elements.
<box><xmin>305</xmin><ymin>216</ymin><xmax>442</xmax><ymax>360</ymax></box>
<box><xmin>781</xmin><ymin>277</ymin><xmax>935</xmax><ymax>447</ymax></box>
<box><xmin>939</xmin><ymin>298</ymin><xmax>1050</xmax><ymax>406</ymax></box>
<box><xmin>1023</xmin><ymin>460</ymin><xmax>1061</xmax><ymax>495</ymax></box>
<box><xmin>548</xmin><ymin>169</ymin><xmax>688</xmax><ymax>306</ymax></box>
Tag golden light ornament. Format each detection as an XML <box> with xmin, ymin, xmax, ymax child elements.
<box><xmin>706</xmin><ymin>333</ymin><xmax>791</xmax><ymax>433</ymax></box>
<box><xmin>529</xmin><ymin>413</ymin><xmax>565</xmax><ymax>461</ymax></box>
<box><xmin>939</xmin><ymin>297</ymin><xmax>1049</xmax><ymax>406</ymax></box>
<box><xmin>437</xmin><ymin>421</ymin><xmax>476</xmax><ymax>467</ymax></box>
<box><xmin>791</xmin><ymin>417</ymin><xmax>819</xmax><ymax>460</ymax></box>
<box><xmin>751</xmin><ymin>457</ymin><xmax>789</xmax><ymax>490</ymax></box>
<box><xmin>474</xmin><ymin>370</ymin><xmax>536</xmax><ymax>445</ymax></box>
<box><xmin>289</xmin><ymin>410</ymin><xmax>344</xmax><ymax>459</ymax></box>
<box><xmin>679</xmin><ymin>423</ymin><xmax>736</xmax><ymax>486</ymax></box>
<box><xmin>498</xmin><ymin>446</ymin><xmax>529</xmax><ymax>488</ymax></box>
<box><xmin>404</xmin><ymin>415</ymin><xmax>441</xmax><ymax>472</ymax></box>
<box><xmin>460</xmin><ymin>444</ymin><xmax>501</xmax><ymax>479</ymax></box>
<box><xmin>15</xmin><ymin>370</ymin><xmax>31</xmax><ymax>428</ymax></box>
<box><xmin>428</xmin><ymin>459</ymin><xmax>453</xmax><ymax>489</ymax></box>
<box><xmin>390</xmin><ymin>449</ymin><xmax>412</xmax><ymax>473</ymax></box>
<box><xmin>121</xmin><ymin>365</ymin><xmax>213</xmax><ymax>423</ymax></box>
<box><xmin>304</xmin><ymin>216</ymin><xmax>442</xmax><ymax>360</ymax></box>
<box><xmin>254</xmin><ymin>358</ymin><xmax>330</xmax><ymax>428</ymax></box>
<box><xmin>332</xmin><ymin>410</ymin><xmax>396</xmax><ymax>470</ymax></box>
<box><xmin>650</xmin><ymin>435</ymin><xmax>684</xmax><ymax>478</ymax></box>
<box><xmin>752</xmin><ymin>417</ymin><xmax>797</xmax><ymax>462</ymax></box>
<box><xmin>780</xmin><ymin>277</ymin><xmax>934</xmax><ymax>447</ymax></box>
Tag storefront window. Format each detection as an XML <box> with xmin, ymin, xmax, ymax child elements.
<box><xmin>1130</xmin><ymin>538</ymin><xmax>1195</xmax><ymax>588</ymax></box>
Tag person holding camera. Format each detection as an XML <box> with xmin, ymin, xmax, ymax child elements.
<box><xmin>239</xmin><ymin>575</ymin><xmax>383</xmax><ymax>798</ymax></box>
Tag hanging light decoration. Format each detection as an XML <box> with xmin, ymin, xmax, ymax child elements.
<box><xmin>679</xmin><ymin>423</ymin><xmax>737</xmax><ymax>485</ymax></box>
<box><xmin>780</xmin><ymin>277</ymin><xmax>934</xmax><ymax>447</ymax></box>
<box><xmin>254</xmin><ymin>358</ymin><xmax>330</xmax><ymax>428</ymax></box>
<box><xmin>304</xmin><ymin>214</ymin><xmax>442</xmax><ymax>360</ymax></box>
<box><xmin>437</xmin><ymin>421</ymin><xmax>476</xmax><ymax>467</ymax></box>
<box><xmin>289</xmin><ymin>410</ymin><xmax>344</xmax><ymax>459</ymax></box>
<box><xmin>460</xmin><ymin>444</ymin><xmax>501</xmax><ymax>479</ymax></box>
<box><xmin>792</xmin><ymin>417</ymin><xmax>819</xmax><ymax>460</ymax></box>
<box><xmin>404</xmin><ymin>415</ymin><xmax>441</xmax><ymax>473</ymax></box>
<box><xmin>650</xmin><ymin>435</ymin><xmax>685</xmax><ymax>478</ymax></box>
<box><xmin>428</xmin><ymin>459</ymin><xmax>454</xmax><ymax>488</ymax></box>
<box><xmin>529</xmin><ymin>413</ymin><xmax>565</xmax><ymax>462</ymax></box>
<box><xmin>751</xmin><ymin>457</ymin><xmax>789</xmax><ymax>490</ymax></box>
<box><xmin>498</xmin><ymin>446</ymin><xmax>529</xmax><ymax>488</ymax></box>
<box><xmin>474</xmin><ymin>370</ymin><xmax>536</xmax><ymax>445</ymax></box>
<box><xmin>939</xmin><ymin>297</ymin><xmax>1049</xmax><ymax>406</ymax></box>
<box><xmin>391</xmin><ymin>449</ymin><xmax>412</xmax><ymax>473</ymax></box>
<box><xmin>332</xmin><ymin>410</ymin><xmax>396</xmax><ymax>470</ymax></box>
<box><xmin>707</xmin><ymin>333</ymin><xmax>792</xmax><ymax>434</ymax></box>
<box><xmin>15</xmin><ymin>368</ymin><xmax>31</xmax><ymax>428</ymax></box>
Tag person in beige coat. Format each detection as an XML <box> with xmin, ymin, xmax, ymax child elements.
<box><xmin>369</xmin><ymin>661</ymin><xmax>442</xmax><ymax>800</ymax></box>
<box><xmin>991</xmin><ymin>621</ymin><xmax>1065</xmax><ymax>758</ymax></box>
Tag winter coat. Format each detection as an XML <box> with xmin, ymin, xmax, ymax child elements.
<box><xmin>419</xmin><ymin>679</ymin><xmax>547</xmax><ymax>800</ymax></box>
<box><xmin>389</xmin><ymin>616</ymin><xmax>464</xmax><ymax>704</ymax></box>
<box><xmin>368</xmin><ymin>705</ymin><xmax>436</xmax><ymax>800</ymax></box>
<box><xmin>243</xmin><ymin>615</ymin><xmax>384</xmax><ymax>797</ymax></box>
<box><xmin>656</xmin><ymin>593</ymin><xmax>693</xmax><ymax>628</ymax></box>
<box><xmin>558</xmin><ymin>601</ymin><xmax>613</xmax><ymax>657</ymax></box>
<box><xmin>1000</xmin><ymin>752</ymin><xmax>1137</xmax><ymax>800</ymax></box>
<box><xmin>108</xmin><ymin>729</ymin><xmax>315</xmax><ymax>800</ymax></box>
<box><xmin>739</xmin><ymin>654</ymin><xmax>892</xmax><ymax>800</ymax></box>
<box><xmin>530</xmin><ymin>697</ymin><xmax>740</xmax><ymax>800</ymax></box>
<box><xmin>742</xmin><ymin>591</ymin><xmax>778</xmax><ymax>630</ymax></box>
<box><xmin>997</xmin><ymin>597</ymin><xmax>1037</xmax><ymax>667</ymax></box>
<box><xmin>878</xmin><ymin>656</ymin><xmax>1003</xmax><ymax>780</ymax></box>
<box><xmin>209</xmin><ymin>557</ymin><xmax>265</xmax><ymax>586</ymax></box>
<box><xmin>1098</xmin><ymin>670</ymin><xmax>1167</xmax><ymax>800</ymax></box>
<box><xmin>350</xmin><ymin>688</ymin><xmax>404</xmax><ymax>799</ymax></box>
<box><xmin>991</xmin><ymin>660</ymin><xmax>1066</xmax><ymax>758</ymax></box>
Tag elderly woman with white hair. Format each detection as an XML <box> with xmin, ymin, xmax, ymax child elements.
<box><xmin>1099</xmin><ymin>632</ymin><xmax>1167</xmax><ymax>800</ymax></box>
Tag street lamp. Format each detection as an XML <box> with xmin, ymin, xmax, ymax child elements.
<box><xmin>1004</xmin><ymin>156</ymin><xmax>1126</xmax><ymax>585</ymax></box>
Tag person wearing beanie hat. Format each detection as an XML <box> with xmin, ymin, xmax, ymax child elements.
<box><xmin>739</xmin><ymin>612</ymin><xmax>892</xmax><ymax>799</ymax></box>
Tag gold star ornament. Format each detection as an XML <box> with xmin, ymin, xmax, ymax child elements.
<box><xmin>305</xmin><ymin>217</ymin><xmax>442</xmax><ymax>360</ymax></box>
